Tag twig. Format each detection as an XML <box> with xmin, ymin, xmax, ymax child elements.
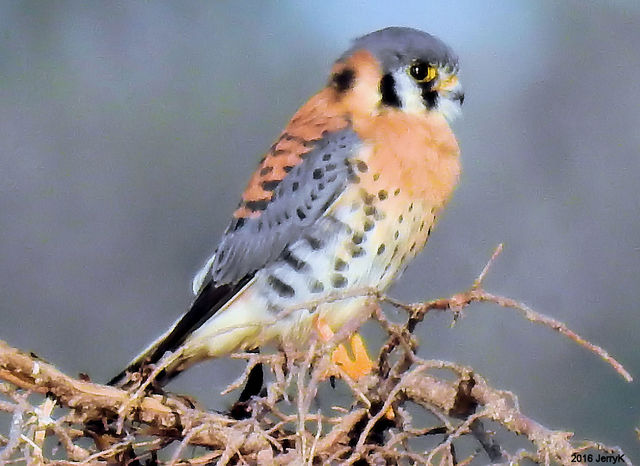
<box><xmin>473</xmin><ymin>243</ymin><xmax>503</xmax><ymax>288</ymax></box>
<box><xmin>307</xmin><ymin>409</ymin><xmax>322</xmax><ymax>466</ymax></box>
<box><xmin>0</xmin><ymin>244</ymin><xmax>632</xmax><ymax>463</ymax></box>
<box><xmin>477</xmin><ymin>289</ymin><xmax>633</xmax><ymax>382</ymax></box>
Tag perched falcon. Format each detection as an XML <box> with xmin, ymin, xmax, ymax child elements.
<box><xmin>109</xmin><ymin>27</ymin><xmax>464</xmax><ymax>386</ymax></box>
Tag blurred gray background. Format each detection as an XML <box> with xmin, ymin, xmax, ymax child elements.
<box><xmin>1</xmin><ymin>0</ymin><xmax>638</xmax><ymax>460</ymax></box>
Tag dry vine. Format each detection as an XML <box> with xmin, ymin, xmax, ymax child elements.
<box><xmin>0</xmin><ymin>245</ymin><xmax>633</xmax><ymax>465</ymax></box>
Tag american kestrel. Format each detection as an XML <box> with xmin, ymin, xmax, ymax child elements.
<box><xmin>110</xmin><ymin>27</ymin><xmax>463</xmax><ymax>386</ymax></box>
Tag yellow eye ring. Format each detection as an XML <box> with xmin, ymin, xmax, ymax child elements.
<box><xmin>409</xmin><ymin>61</ymin><xmax>437</xmax><ymax>82</ymax></box>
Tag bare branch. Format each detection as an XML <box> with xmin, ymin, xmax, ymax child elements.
<box><xmin>0</xmin><ymin>246</ymin><xmax>631</xmax><ymax>464</ymax></box>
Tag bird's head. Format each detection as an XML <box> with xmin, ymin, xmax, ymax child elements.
<box><xmin>329</xmin><ymin>27</ymin><xmax>463</xmax><ymax>122</ymax></box>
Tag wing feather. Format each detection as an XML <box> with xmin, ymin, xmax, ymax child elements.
<box><xmin>211</xmin><ymin>127</ymin><xmax>361</xmax><ymax>284</ymax></box>
<box><xmin>109</xmin><ymin>110</ymin><xmax>361</xmax><ymax>386</ymax></box>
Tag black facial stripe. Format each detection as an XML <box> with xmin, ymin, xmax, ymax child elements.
<box><xmin>419</xmin><ymin>81</ymin><xmax>438</xmax><ymax>110</ymax></box>
<box><xmin>380</xmin><ymin>73</ymin><xmax>401</xmax><ymax>108</ymax></box>
<box><xmin>332</xmin><ymin>68</ymin><xmax>355</xmax><ymax>93</ymax></box>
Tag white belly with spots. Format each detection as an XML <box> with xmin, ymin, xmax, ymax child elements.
<box><xmin>184</xmin><ymin>188</ymin><xmax>436</xmax><ymax>357</ymax></box>
<box><xmin>248</xmin><ymin>188</ymin><xmax>435</xmax><ymax>346</ymax></box>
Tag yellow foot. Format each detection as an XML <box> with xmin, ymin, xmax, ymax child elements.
<box><xmin>314</xmin><ymin>317</ymin><xmax>394</xmax><ymax>419</ymax></box>
<box><xmin>331</xmin><ymin>334</ymin><xmax>375</xmax><ymax>380</ymax></box>
<box><xmin>314</xmin><ymin>317</ymin><xmax>374</xmax><ymax>381</ymax></box>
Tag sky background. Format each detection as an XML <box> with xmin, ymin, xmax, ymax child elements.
<box><xmin>1</xmin><ymin>1</ymin><xmax>638</xmax><ymax>461</ymax></box>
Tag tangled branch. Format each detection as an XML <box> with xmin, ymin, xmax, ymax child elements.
<box><xmin>0</xmin><ymin>245</ymin><xmax>632</xmax><ymax>464</ymax></box>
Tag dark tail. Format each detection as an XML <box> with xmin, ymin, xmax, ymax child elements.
<box><xmin>107</xmin><ymin>274</ymin><xmax>254</xmax><ymax>387</ymax></box>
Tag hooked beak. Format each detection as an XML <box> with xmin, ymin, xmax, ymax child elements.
<box><xmin>436</xmin><ymin>74</ymin><xmax>464</xmax><ymax>105</ymax></box>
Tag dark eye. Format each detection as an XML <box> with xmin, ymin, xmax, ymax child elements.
<box><xmin>409</xmin><ymin>61</ymin><xmax>437</xmax><ymax>82</ymax></box>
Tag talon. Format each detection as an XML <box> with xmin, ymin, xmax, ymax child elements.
<box><xmin>331</xmin><ymin>333</ymin><xmax>374</xmax><ymax>381</ymax></box>
<box><xmin>314</xmin><ymin>317</ymin><xmax>374</xmax><ymax>381</ymax></box>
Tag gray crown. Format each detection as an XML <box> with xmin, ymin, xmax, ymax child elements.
<box><xmin>339</xmin><ymin>27</ymin><xmax>458</xmax><ymax>72</ymax></box>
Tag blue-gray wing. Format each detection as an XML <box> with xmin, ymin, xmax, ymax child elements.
<box><xmin>202</xmin><ymin>127</ymin><xmax>361</xmax><ymax>287</ymax></box>
<box><xmin>109</xmin><ymin>127</ymin><xmax>362</xmax><ymax>386</ymax></box>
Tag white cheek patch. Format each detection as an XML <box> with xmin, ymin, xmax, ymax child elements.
<box><xmin>436</xmin><ymin>75</ymin><xmax>463</xmax><ymax>122</ymax></box>
<box><xmin>438</xmin><ymin>96</ymin><xmax>462</xmax><ymax>122</ymax></box>
<box><xmin>391</xmin><ymin>70</ymin><xmax>425</xmax><ymax>115</ymax></box>
<box><xmin>391</xmin><ymin>69</ymin><xmax>463</xmax><ymax>121</ymax></box>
